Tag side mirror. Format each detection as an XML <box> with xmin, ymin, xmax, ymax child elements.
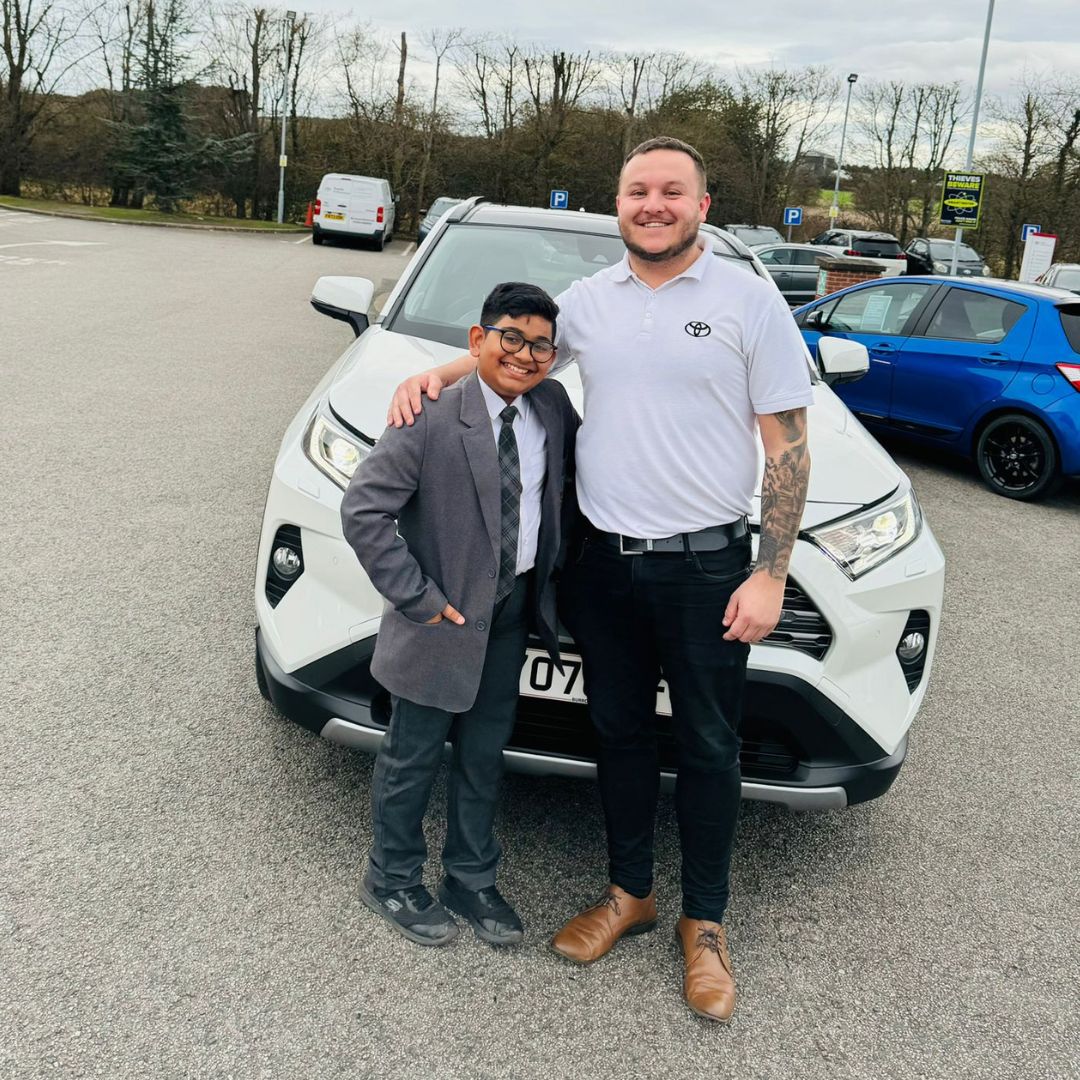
<box><xmin>817</xmin><ymin>336</ymin><xmax>869</xmax><ymax>386</ymax></box>
<box><xmin>419</xmin><ymin>207</ymin><xmax>429</xmax><ymax>216</ymax></box>
<box><xmin>310</xmin><ymin>276</ymin><xmax>375</xmax><ymax>337</ymax></box>
<box><xmin>393</xmin><ymin>193</ymin><xmax>400</xmax><ymax>203</ymax></box>
<box><xmin>805</xmin><ymin>308</ymin><xmax>827</xmax><ymax>329</ymax></box>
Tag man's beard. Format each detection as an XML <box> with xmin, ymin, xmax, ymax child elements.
<box><xmin>621</xmin><ymin>219</ymin><xmax>699</xmax><ymax>263</ymax></box>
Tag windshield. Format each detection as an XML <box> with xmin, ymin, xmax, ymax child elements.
<box><xmin>929</xmin><ymin>240</ymin><xmax>980</xmax><ymax>260</ymax></box>
<box><xmin>853</xmin><ymin>238</ymin><xmax>902</xmax><ymax>257</ymax></box>
<box><xmin>385</xmin><ymin>223</ymin><xmax>760</xmax><ymax>347</ymax></box>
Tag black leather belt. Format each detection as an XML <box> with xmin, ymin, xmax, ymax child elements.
<box><xmin>590</xmin><ymin>517</ymin><xmax>749</xmax><ymax>555</ymax></box>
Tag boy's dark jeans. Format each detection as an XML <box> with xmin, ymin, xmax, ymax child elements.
<box><xmin>365</xmin><ymin>573</ymin><xmax>530</xmax><ymax>894</ymax></box>
<box><xmin>559</xmin><ymin>532</ymin><xmax>752</xmax><ymax>923</ymax></box>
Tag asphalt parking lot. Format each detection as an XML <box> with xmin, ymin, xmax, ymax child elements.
<box><xmin>2</xmin><ymin>208</ymin><xmax>1077</xmax><ymax>1080</ymax></box>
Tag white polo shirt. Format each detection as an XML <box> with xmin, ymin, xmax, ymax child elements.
<box><xmin>478</xmin><ymin>377</ymin><xmax>547</xmax><ymax>573</ymax></box>
<box><xmin>553</xmin><ymin>244</ymin><xmax>814</xmax><ymax>538</ymax></box>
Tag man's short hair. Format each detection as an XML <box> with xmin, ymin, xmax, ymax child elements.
<box><xmin>623</xmin><ymin>136</ymin><xmax>707</xmax><ymax>193</ymax></box>
<box><xmin>480</xmin><ymin>282</ymin><xmax>559</xmax><ymax>339</ymax></box>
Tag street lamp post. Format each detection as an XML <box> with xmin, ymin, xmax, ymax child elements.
<box><xmin>276</xmin><ymin>10</ymin><xmax>297</xmax><ymax>225</ymax></box>
<box><xmin>948</xmin><ymin>0</ymin><xmax>995</xmax><ymax>275</ymax></box>
<box><xmin>830</xmin><ymin>73</ymin><xmax>859</xmax><ymax>229</ymax></box>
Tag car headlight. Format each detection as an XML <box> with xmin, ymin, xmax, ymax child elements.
<box><xmin>982</xmin><ymin>264</ymin><xmax>991</xmax><ymax>276</ymax></box>
<box><xmin>806</xmin><ymin>487</ymin><xmax>922</xmax><ymax>580</ymax></box>
<box><xmin>933</xmin><ymin>260</ymin><xmax>948</xmax><ymax>273</ymax></box>
<box><xmin>302</xmin><ymin>405</ymin><xmax>371</xmax><ymax>490</ymax></box>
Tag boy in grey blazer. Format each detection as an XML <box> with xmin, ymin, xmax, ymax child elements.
<box><xmin>340</xmin><ymin>282</ymin><xmax>578</xmax><ymax>947</ymax></box>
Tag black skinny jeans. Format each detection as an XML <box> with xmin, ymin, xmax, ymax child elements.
<box><xmin>559</xmin><ymin>530</ymin><xmax>752</xmax><ymax>923</ymax></box>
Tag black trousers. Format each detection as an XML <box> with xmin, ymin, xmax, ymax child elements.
<box><xmin>365</xmin><ymin>573</ymin><xmax>530</xmax><ymax>893</ymax></box>
<box><xmin>559</xmin><ymin>531</ymin><xmax>752</xmax><ymax>922</ymax></box>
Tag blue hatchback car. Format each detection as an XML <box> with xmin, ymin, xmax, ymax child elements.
<box><xmin>795</xmin><ymin>277</ymin><xmax>1080</xmax><ymax>499</ymax></box>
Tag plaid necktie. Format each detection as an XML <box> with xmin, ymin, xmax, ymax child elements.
<box><xmin>496</xmin><ymin>405</ymin><xmax>521</xmax><ymax>604</ymax></box>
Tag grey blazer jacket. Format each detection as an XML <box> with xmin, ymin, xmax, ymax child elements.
<box><xmin>340</xmin><ymin>371</ymin><xmax>579</xmax><ymax>713</ymax></box>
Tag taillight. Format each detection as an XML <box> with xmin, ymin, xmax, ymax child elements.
<box><xmin>314</xmin><ymin>198</ymin><xmax>321</xmax><ymax>216</ymax></box>
<box><xmin>376</xmin><ymin>206</ymin><xmax>384</xmax><ymax>223</ymax></box>
<box><xmin>843</xmin><ymin>249</ymin><xmax>859</xmax><ymax>256</ymax></box>
<box><xmin>895</xmin><ymin>253</ymin><xmax>906</xmax><ymax>258</ymax></box>
<box><xmin>1056</xmin><ymin>362</ymin><xmax>1080</xmax><ymax>392</ymax></box>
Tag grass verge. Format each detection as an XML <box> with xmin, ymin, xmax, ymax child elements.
<box><xmin>0</xmin><ymin>195</ymin><xmax>305</xmax><ymax>230</ymax></box>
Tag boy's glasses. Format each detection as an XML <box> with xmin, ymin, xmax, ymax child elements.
<box><xmin>482</xmin><ymin>325</ymin><xmax>557</xmax><ymax>365</ymax></box>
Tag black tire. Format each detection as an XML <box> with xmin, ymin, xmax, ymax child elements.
<box><xmin>312</xmin><ymin>227</ymin><xmax>323</xmax><ymax>246</ymax></box>
<box><xmin>975</xmin><ymin>413</ymin><xmax>1062</xmax><ymax>500</ymax></box>
<box><xmin>375</xmin><ymin>230</ymin><xmax>386</xmax><ymax>251</ymax></box>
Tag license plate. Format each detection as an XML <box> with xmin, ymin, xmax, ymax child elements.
<box><xmin>518</xmin><ymin>648</ymin><xmax>672</xmax><ymax>716</ymax></box>
<box><xmin>323</xmin><ymin>212</ymin><xmax>344</xmax><ymax>221</ymax></box>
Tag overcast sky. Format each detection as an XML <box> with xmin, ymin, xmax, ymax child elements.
<box><xmin>301</xmin><ymin>0</ymin><xmax>1078</xmax><ymax>102</ymax></box>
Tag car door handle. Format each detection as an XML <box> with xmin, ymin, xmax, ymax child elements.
<box><xmin>869</xmin><ymin>342</ymin><xmax>896</xmax><ymax>355</ymax></box>
<box><xmin>979</xmin><ymin>352</ymin><xmax>1010</xmax><ymax>365</ymax></box>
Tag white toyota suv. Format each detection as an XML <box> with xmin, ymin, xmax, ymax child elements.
<box><xmin>255</xmin><ymin>200</ymin><xmax>946</xmax><ymax>810</ymax></box>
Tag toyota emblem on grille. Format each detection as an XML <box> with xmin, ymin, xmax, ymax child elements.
<box><xmin>685</xmin><ymin>321</ymin><xmax>711</xmax><ymax>337</ymax></box>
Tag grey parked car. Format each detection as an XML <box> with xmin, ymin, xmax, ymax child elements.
<box><xmin>417</xmin><ymin>197</ymin><xmax>463</xmax><ymax>245</ymax></box>
<box><xmin>1036</xmin><ymin>263</ymin><xmax>1080</xmax><ymax>294</ymax></box>
<box><xmin>753</xmin><ymin>243</ymin><xmax>839</xmax><ymax>306</ymax></box>
<box><xmin>724</xmin><ymin>223</ymin><xmax>785</xmax><ymax>247</ymax></box>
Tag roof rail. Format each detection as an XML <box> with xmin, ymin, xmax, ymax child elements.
<box><xmin>448</xmin><ymin>195</ymin><xmax>488</xmax><ymax>222</ymax></box>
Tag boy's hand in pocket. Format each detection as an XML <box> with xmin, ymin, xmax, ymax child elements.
<box><xmin>426</xmin><ymin>603</ymin><xmax>465</xmax><ymax>626</ymax></box>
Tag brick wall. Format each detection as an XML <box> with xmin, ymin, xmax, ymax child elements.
<box><xmin>815</xmin><ymin>259</ymin><xmax>885</xmax><ymax>297</ymax></box>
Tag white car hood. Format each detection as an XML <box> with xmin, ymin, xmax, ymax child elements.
<box><xmin>328</xmin><ymin>326</ymin><xmax>903</xmax><ymax>528</ymax></box>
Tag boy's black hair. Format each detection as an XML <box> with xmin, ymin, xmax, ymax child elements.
<box><xmin>480</xmin><ymin>282</ymin><xmax>559</xmax><ymax>339</ymax></box>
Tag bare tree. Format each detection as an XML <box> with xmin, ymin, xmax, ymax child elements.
<box><xmin>415</xmin><ymin>25</ymin><xmax>462</xmax><ymax>216</ymax></box>
<box><xmin>734</xmin><ymin>67</ymin><xmax>839</xmax><ymax>224</ymax></box>
<box><xmin>606</xmin><ymin>50</ymin><xmax>653</xmax><ymax>157</ymax></box>
<box><xmin>911</xmin><ymin>83</ymin><xmax>965</xmax><ymax>238</ymax></box>
<box><xmin>522</xmin><ymin>48</ymin><xmax>601</xmax><ymax>187</ymax></box>
<box><xmin>1</xmin><ymin>0</ymin><xmax>86</xmax><ymax>195</ymax></box>
<box><xmin>206</xmin><ymin>4</ymin><xmax>277</xmax><ymax>216</ymax></box>
<box><xmin>455</xmin><ymin>39</ymin><xmax>524</xmax><ymax>201</ymax></box>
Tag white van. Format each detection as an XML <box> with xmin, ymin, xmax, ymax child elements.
<box><xmin>312</xmin><ymin>174</ymin><xmax>397</xmax><ymax>250</ymax></box>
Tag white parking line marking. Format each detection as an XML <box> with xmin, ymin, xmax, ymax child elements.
<box><xmin>0</xmin><ymin>254</ymin><xmax>68</xmax><ymax>266</ymax></box>
<box><xmin>0</xmin><ymin>240</ymin><xmax>104</xmax><ymax>250</ymax></box>
<box><xmin>294</xmin><ymin>235</ymin><xmax>311</xmax><ymax>244</ymax></box>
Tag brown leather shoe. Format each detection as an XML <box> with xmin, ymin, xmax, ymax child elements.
<box><xmin>676</xmin><ymin>915</ymin><xmax>736</xmax><ymax>1023</ymax></box>
<box><xmin>550</xmin><ymin>885</ymin><xmax>657</xmax><ymax>965</ymax></box>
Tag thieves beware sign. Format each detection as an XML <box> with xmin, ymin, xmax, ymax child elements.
<box><xmin>939</xmin><ymin>172</ymin><xmax>985</xmax><ymax>229</ymax></box>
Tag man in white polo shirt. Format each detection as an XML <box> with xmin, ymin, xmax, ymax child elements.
<box><xmin>388</xmin><ymin>137</ymin><xmax>813</xmax><ymax>1023</ymax></box>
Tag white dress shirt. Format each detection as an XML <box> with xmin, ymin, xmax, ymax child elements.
<box><xmin>479</xmin><ymin>377</ymin><xmax>547</xmax><ymax>574</ymax></box>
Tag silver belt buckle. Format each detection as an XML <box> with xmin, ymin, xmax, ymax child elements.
<box><xmin>618</xmin><ymin>535</ymin><xmax>653</xmax><ymax>555</ymax></box>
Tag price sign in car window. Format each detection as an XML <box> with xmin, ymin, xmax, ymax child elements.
<box><xmin>860</xmin><ymin>292</ymin><xmax>894</xmax><ymax>332</ymax></box>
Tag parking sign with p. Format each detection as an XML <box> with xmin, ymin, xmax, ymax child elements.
<box><xmin>783</xmin><ymin>207</ymin><xmax>803</xmax><ymax>227</ymax></box>
<box><xmin>549</xmin><ymin>189</ymin><xmax>569</xmax><ymax>210</ymax></box>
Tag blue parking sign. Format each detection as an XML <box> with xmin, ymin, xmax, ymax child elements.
<box><xmin>783</xmin><ymin>207</ymin><xmax>803</xmax><ymax>226</ymax></box>
<box><xmin>549</xmin><ymin>189</ymin><xmax>569</xmax><ymax>210</ymax></box>
<box><xmin>1021</xmin><ymin>224</ymin><xmax>1041</xmax><ymax>242</ymax></box>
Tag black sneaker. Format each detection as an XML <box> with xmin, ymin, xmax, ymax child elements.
<box><xmin>438</xmin><ymin>877</ymin><xmax>524</xmax><ymax>946</ymax></box>
<box><xmin>359</xmin><ymin>881</ymin><xmax>459</xmax><ymax>946</ymax></box>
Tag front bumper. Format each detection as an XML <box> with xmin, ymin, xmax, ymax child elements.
<box><xmin>256</xmin><ymin>627</ymin><xmax>908</xmax><ymax>810</ymax></box>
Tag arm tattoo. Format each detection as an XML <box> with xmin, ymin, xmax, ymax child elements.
<box><xmin>756</xmin><ymin>410</ymin><xmax>810</xmax><ymax>581</ymax></box>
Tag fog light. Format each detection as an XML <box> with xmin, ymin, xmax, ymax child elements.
<box><xmin>897</xmin><ymin>631</ymin><xmax>926</xmax><ymax>662</ymax></box>
<box><xmin>272</xmin><ymin>546</ymin><xmax>302</xmax><ymax>578</ymax></box>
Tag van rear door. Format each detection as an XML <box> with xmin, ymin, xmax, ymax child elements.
<box><xmin>348</xmin><ymin>180</ymin><xmax>380</xmax><ymax>230</ymax></box>
<box><xmin>320</xmin><ymin>177</ymin><xmax>351</xmax><ymax>223</ymax></box>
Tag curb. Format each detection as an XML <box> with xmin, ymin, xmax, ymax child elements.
<box><xmin>0</xmin><ymin>203</ymin><xmax>309</xmax><ymax>234</ymax></box>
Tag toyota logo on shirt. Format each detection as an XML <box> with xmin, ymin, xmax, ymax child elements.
<box><xmin>684</xmin><ymin>321</ymin><xmax>711</xmax><ymax>337</ymax></box>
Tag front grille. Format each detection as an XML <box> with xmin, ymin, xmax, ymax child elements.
<box><xmin>762</xmin><ymin>579</ymin><xmax>832</xmax><ymax>659</ymax></box>
<box><xmin>509</xmin><ymin>697</ymin><xmax>799</xmax><ymax>777</ymax></box>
